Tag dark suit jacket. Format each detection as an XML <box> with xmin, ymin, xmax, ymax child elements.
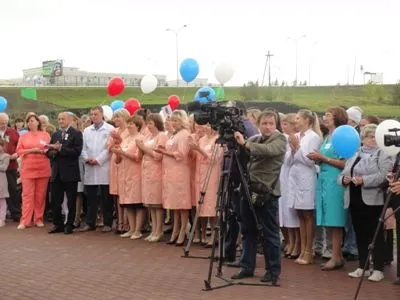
<box><xmin>48</xmin><ymin>127</ymin><xmax>83</xmax><ymax>182</ymax></box>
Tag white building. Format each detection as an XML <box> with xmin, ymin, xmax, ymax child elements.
<box><xmin>22</xmin><ymin>67</ymin><xmax>167</xmax><ymax>87</ymax></box>
<box><xmin>166</xmin><ymin>78</ymin><xmax>208</xmax><ymax>87</ymax></box>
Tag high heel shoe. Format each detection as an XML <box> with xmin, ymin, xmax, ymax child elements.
<box><xmin>175</xmin><ymin>241</ymin><xmax>185</xmax><ymax>247</ymax></box>
<box><xmin>150</xmin><ymin>235</ymin><xmax>164</xmax><ymax>243</ymax></box>
<box><xmin>167</xmin><ymin>236</ymin><xmax>178</xmax><ymax>244</ymax></box>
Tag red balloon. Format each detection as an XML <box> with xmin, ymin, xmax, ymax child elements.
<box><xmin>107</xmin><ymin>77</ymin><xmax>125</xmax><ymax>97</ymax></box>
<box><xmin>124</xmin><ymin>98</ymin><xmax>141</xmax><ymax>116</ymax></box>
<box><xmin>168</xmin><ymin>95</ymin><xmax>180</xmax><ymax>110</ymax></box>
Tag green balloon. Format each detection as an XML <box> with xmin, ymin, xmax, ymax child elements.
<box><xmin>214</xmin><ymin>87</ymin><xmax>225</xmax><ymax>100</ymax></box>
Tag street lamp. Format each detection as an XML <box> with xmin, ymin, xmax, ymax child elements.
<box><xmin>288</xmin><ymin>35</ymin><xmax>306</xmax><ymax>86</ymax></box>
<box><xmin>166</xmin><ymin>24</ymin><xmax>188</xmax><ymax>87</ymax></box>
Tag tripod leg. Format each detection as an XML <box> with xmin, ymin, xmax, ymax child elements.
<box><xmin>183</xmin><ymin>204</ymin><xmax>201</xmax><ymax>256</ymax></box>
<box><xmin>204</xmin><ymin>224</ymin><xmax>220</xmax><ymax>289</ymax></box>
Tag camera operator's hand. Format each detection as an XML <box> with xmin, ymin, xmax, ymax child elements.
<box><xmin>390</xmin><ymin>180</ymin><xmax>400</xmax><ymax>195</ymax></box>
<box><xmin>234</xmin><ymin>132</ymin><xmax>245</xmax><ymax>146</ymax></box>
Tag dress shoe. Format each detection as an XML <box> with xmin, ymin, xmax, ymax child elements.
<box><xmin>226</xmin><ymin>261</ymin><xmax>241</xmax><ymax>268</ymax></box>
<box><xmin>64</xmin><ymin>226</ymin><xmax>73</xmax><ymax>235</ymax></box>
<box><xmin>102</xmin><ymin>226</ymin><xmax>112</xmax><ymax>233</ymax></box>
<box><xmin>48</xmin><ymin>226</ymin><xmax>64</xmax><ymax>234</ymax></box>
<box><xmin>260</xmin><ymin>272</ymin><xmax>279</xmax><ymax>286</ymax></box>
<box><xmin>231</xmin><ymin>271</ymin><xmax>253</xmax><ymax>280</ymax></box>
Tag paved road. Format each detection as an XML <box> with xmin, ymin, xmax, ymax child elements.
<box><xmin>1</xmin><ymin>225</ymin><xmax>399</xmax><ymax>300</ymax></box>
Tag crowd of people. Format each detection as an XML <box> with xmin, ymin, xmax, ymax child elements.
<box><xmin>0</xmin><ymin>103</ymin><xmax>399</xmax><ymax>286</ymax></box>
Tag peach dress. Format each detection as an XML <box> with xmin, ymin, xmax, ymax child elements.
<box><xmin>118</xmin><ymin>134</ymin><xmax>142</xmax><ymax>205</ymax></box>
<box><xmin>189</xmin><ymin>133</ymin><xmax>199</xmax><ymax>207</ymax></box>
<box><xmin>194</xmin><ymin>135</ymin><xmax>223</xmax><ymax>217</ymax></box>
<box><xmin>142</xmin><ymin>132</ymin><xmax>168</xmax><ymax>207</ymax></box>
<box><xmin>162</xmin><ymin>129</ymin><xmax>191</xmax><ymax>210</ymax></box>
<box><xmin>109</xmin><ymin>128</ymin><xmax>129</xmax><ymax>196</ymax></box>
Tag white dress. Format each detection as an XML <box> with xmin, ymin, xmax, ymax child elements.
<box><xmin>287</xmin><ymin>129</ymin><xmax>322</xmax><ymax>210</ymax></box>
<box><xmin>278</xmin><ymin>134</ymin><xmax>300</xmax><ymax>228</ymax></box>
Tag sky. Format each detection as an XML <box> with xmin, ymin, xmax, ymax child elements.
<box><xmin>0</xmin><ymin>0</ymin><xmax>399</xmax><ymax>86</ymax></box>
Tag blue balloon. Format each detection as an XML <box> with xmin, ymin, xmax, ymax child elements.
<box><xmin>179</xmin><ymin>58</ymin><xmax>199</xmax><ymax>83</ymax></box>
<box><xmin>332</xmin><ymin>125</ymin><xmax>360</xmax><ymax>159</ymax></box>
<box><xmin>194</xmin><ymin>86</ymin><xmax>216</xmax><ymax>103</ymax></box>
<box><xmin>110</xmin><ymin>100</ymin><xmax>124</xmax><ymax>112</ymax></box>
<box><xmin>0</xmin><ymin>96</ymin><xmax>7</xmax><ymax>112</ymax></box>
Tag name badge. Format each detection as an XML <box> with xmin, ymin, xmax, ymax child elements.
<box><xmin>146</xmin><ymin>139</ymin><xmax>155</xmax><ymax>146</ymax></box>
<box><xmin>122</xmin><ymin>145</ymin><xmax>128</xmax><ymax>152</ymax></box>
<box><xmin>167</xmin><ymin>139</ymin><xmax>174</xmax><ymax>146</ymax></box>
<box><xmin>324</xmin><ymin>143</ymin><xmax>331</xmax><ymax>150</ymax></box>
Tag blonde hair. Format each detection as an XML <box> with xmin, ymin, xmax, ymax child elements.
<box><xmin>281</xmin><ymin>113</ymin><xmax>296</xmax><ymax>125</ymax></box>
<box><xmin>298</xmin><ymin>109</ymin><xmax>322</xmax><ymax>138</ymax></box>
<box><xmin>247</xmin><ymin>108</ymin><xmax>261</xmax><ymax>121</ymax></box>
<box><xmin>171</xmin><ymin>109</ymin><xmax>189</xmax><ymax>129</ymax></box>
<box><xmin>360</xmin><ymin>124</ymin><xmax>377</xmax><ymax>140</ymax></box>
<box><xmin>112</xmin><ymin>108</ymin><xmax>130</xmax><ymax>121</ymax></box>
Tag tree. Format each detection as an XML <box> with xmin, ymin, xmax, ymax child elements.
<box><xmin>281</xmin><ymin>81</ymin><xmax>285</xmax><ymax>87</ymax></box>
<box><xmin>274</xmin><ymin>79</ymin><xmax>279</xmax><ymax>86</ymax></box>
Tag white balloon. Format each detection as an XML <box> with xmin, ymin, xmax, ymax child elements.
<box><xmin>375</xmin><ymin>119</ymin><xmax>400</xmax><ymax>156</ymax></box>
<box><xmin>102</xmin><ymin>105</ymin><xmax>113</xmax><ymax>121</ymax></box>
<box><xmin>214</xmin><ymin>62</ymin><xmax>235</xmax><ymax>85</ymax></box>
<box><xmin>140</xmin><ymin>75</ymin><xmax>158</xmax><ymax>94</ymax></box>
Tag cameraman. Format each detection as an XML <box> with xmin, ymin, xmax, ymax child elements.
<box><xmin>388</xmin><ymin>169</ymin><xmax>400</xmax><ymax>285</ymax></box>
<box><xmin>231</xmin><ymin>110</ymin><xmax>286</xmax><ymax>285</ymax></box>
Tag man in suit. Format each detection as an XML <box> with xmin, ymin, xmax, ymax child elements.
<box><xmin>47</xmin><ymin>112</ymin><xmax>83</xmax><ymax>234</ymax></box>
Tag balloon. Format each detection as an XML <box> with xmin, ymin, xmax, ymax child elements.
<box><xmin>214</xmin><ymin>86</ymin><xmax>225</xmax><ymax>100</ymax></box>
<box><xmin>375</xmin><ymin>119</ymin><xmax>400</xmax><ymax>156</ymax></box>
<box><xmin>110</xmin><ymin>100</ymin><xmax>125</xmax><ymax>112</ymax></box>
<box><xmin>332</xmin><ymin>125</ymin><xmax>361</xmax><ymax>159</ymax></box>
<box><xmin>140</xmin><ymin>75</ymin><xmax>158</xmax><ymax>94</ymax></box>
<box><xmin>194</xmin><ymin>86</ymin><xmax>216</xmax><ymax>103</ymax></box>
<box><xmin>124</xmin><ymin>98</ymin><xmax>141</xmax><ymax>116</ymax></box>
<box><xmin>167</xmin><ymin>95</ymin><xmax>180</xmax><ymax>110</ymax></box>
<box><xmin>179</xmin><ymin>58</ymin><xmax>199</xmax><ymax>83</ymax></box>
<box><xmin>0</xmin><ymin>96</ymin><xmax>7</xmax><ymax>112</ymax></box>
<box><xmin>107</xmin><ymin>77</ymin><xmax>125</xmax><ymax>97</ymax></box>
<box><xmin>101</xmin><ymin>105</ymin><xmax>113</xmax><ymax>121</ymax></box>
<box><xmin>214</xmin><ymin>62</ymin><xmax>235</xmax><ymax>85</ymax></box>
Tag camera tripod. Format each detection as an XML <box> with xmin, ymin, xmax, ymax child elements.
<box><xmin>353</xmin><ymin>160</ymin><xmax>400</xmax><ymax>300</ymax></box>
<box><xmin>182</xmin><ymin>136</ymin><xmax>277</xmax><ymax>291</ymax></box>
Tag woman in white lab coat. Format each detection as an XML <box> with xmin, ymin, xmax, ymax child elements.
<box><xmin>279</xmin><ymin>113</ymin><xmax>301</xmax><ymax>258</ymax></box>
<box><xmin>287</xmin><ymin>109</ymin><xmax>322</xmax><ymax>265</ymax></box>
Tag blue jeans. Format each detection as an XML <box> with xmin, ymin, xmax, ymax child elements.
<box><xmin>239</xmin><ymin>194</ymin><xmax>281</xmax><ymax>279</ymax></box>
<box><xmin>343</xmin><ymin>213</ymin><xmax>358</xmax><ymax>255</ymax></box>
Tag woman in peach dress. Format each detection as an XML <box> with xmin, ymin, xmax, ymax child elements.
<box><xmin>108</xmin><ymin>108</ymin><xmax>130</xmax><ymax>233</ymax></box>
<box><xmin>163</xmin><ymin>115</ymin><xmax>174</xmax><ymax>226</ymax></box>
<box><xmin>137</xmin><ymin>113</ymin><xmax>168</xmax><ymax>242</ymax></box>
<box><xmin>111</xmin><ymin>116</ymin><xmax>144</xmax><ymax>240</ymax></box>
<box><xmin>189</xmin><ymin>124</ymin><xmax>222</xmax><ymax>247</ymax></box>
<box><xmin>136</xmin><ymin>108</ymin><xmax>151</xmax><ymax>138</ymax></box>
<box><xmin>156</xmin><ymin>110</ymin><xmax>191</xmax><ymax>246</ymax></box>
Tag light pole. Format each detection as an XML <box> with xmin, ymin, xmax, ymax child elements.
<box><xmin>166</xmin><ymin>25</ymin><xmax>188</xmax><ymax>87</ymax></box>
<box><xmin>288</xmin><ymin>35</ymin><xmax>306</xmax><ymax>86</ymax></box>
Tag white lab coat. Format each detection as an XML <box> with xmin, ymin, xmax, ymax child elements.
<box><xmin>287</xmin><ymin>129</ymin><xmax>322</xmax><ymax>210</ymax></box>
<box><xmin>279</xmin><ymin>134</ymin><xmax>300</xmax><ymax>228</ymax></box>
<box><xmin>81</xmin><ymin>122</ymin><xmax>114</xmax><ymax>185</ymax></box>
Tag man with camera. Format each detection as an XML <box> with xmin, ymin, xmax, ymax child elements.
<box><xmin>388</xmin><ymin>171</ymin><xmax>400</xmax><ymax>285</ymax></box>
<box><xmin>231</xmin><ymin>110</ymin><xmax>286</xmax><ymax>285</ymax></box>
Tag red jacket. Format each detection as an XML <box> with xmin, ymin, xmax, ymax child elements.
<box><xmin>3</xmin><ymin>127</ymin><xmax>19</xmax><ymax>170</ymax></box>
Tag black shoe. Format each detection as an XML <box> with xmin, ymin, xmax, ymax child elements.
<box><xmin>64</xmin><ymin>226</ymin><xmax>73</xmax><ymax>235</ymax></box>
<box><xmin>48</xmin><ymin>226</ymin><xmax>64</xmax><ymax>234</ymax></box>
<box><xmin>260</xmin><ymin>272</ymin><xmax>280</xmax><ymax>286</ymax></box>
<box><xmin>226</xmin><ymin>261</ymin><xmax>241</xmax><ymax>268</ymax></box>
<box><xmin>231</xmin><ymin>271</ymin><xmax>253</xmax><ymax>280</ymax></box>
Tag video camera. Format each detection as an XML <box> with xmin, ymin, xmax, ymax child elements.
<box><xmin>384</xmin><ymin>128</ymin><xmax>400</xmax><ymax>147</ymax></box>
<box><xmin>187</xmin><ymin>101</ymin><xmax>245</xmax><ymax>146</ymax></box>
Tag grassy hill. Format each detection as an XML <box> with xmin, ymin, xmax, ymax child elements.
<box><xmin>0</xmin><ymin>84</ymin><xmax>399</xmax><ymax>118</ymax></box>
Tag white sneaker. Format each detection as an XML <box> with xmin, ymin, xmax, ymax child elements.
<box><xmin>368</xmin><ymin>270</ymin><xmax>384</xmax><ymax>282</ymax></box>
<box><xmin>120</xmin><ymin>231</ymin><xmax>133</xmax><ymax>238</ymax></box>
<box><xmin>17</xmin><ymin>224</ymin><xmax>26</xmax><ymax>230</ymax></box>
<box><xmin>348</xmin><ymin>268</ymin><xmax>370</xmax><ymax>278</ymax></box>
<box><xmin>0</xmin><ymin>220</ymin><xmax>5</xmax><ymax>227</ymax></box>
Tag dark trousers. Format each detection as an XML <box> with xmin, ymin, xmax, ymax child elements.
<box><xmin>350</xmin><ymin>203</ymin><xmax>385</xmax><ymax>271</ymax></box>
<box><xmin>239</xmin><ymin>194</ymin><xmax>281</xmax><ymax>279</ymax></box>
<box><xmin>84</xmin><ymin>185</ymin><xmax>113</xmax><ymax>228</ymax></box>
<box><xmin>384</xmin><ymin>229</ymin><xmax>394</xmax><ymax>263</ymax></box>
<box><xmin>225</xmin><ymin>190</ymin><xmax>241</xmax><ymax>261</ymax></box>
<box><xmin>396</xmin><ymin>209</ymin><xmax>400</xmax><ymax>277</ymax></box>
<box><xmin>51</xmin><ymin>177</ymin><xmax>78</xmax><ymax>228</ymax></box>
<box><xmin>5</xmin><ymin>169</ymin><xmax>20</xmax><ymax>219</ymax></box>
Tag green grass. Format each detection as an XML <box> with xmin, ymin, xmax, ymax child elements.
<box><xmin>0</xmin><ymin>84</ymin><xmax>399</xmax><ymax>117</ymax></box>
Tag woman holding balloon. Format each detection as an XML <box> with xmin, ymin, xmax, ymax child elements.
<box><xmin>156</xmin><ymin>110</ymin><xmax>191</xmax><ymax>246</ymax></box>
<box><xmin>308</xmin><ymin>106</ymin><xmax>349</xmax><ymax>271</ymax></box>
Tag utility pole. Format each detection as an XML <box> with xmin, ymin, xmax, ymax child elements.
<box><xmin>261</xmin><ymin>50</ymin><xmax>274</xmax><ymax>86</ymax></box>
